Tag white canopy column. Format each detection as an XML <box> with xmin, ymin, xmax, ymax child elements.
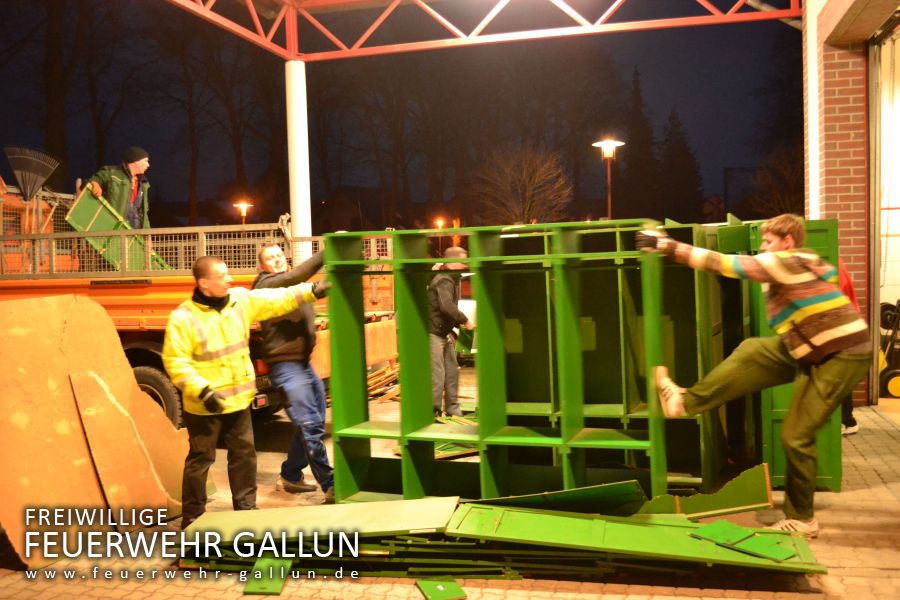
<box><xmin>285</xmin><ymin>59</ymin><xmax>313</xmax><ymax>260</ymax></box>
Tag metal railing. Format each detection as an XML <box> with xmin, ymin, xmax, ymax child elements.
<box><xmin>0</xmin><ymin>225</ymin><xmax>323</xmax><ymax>279</ymax></box>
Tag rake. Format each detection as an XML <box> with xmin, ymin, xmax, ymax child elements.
<box><xmin>4</xmin><ymin>146</ymin><xmax>60</xmax><ymax>234</ymax></box>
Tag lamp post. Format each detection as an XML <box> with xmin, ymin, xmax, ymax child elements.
<box><xmin>434</xmin><ymin>217</ymin><xmax>445</xmax><ymax>254</ymax></box>
<box><xmin>233</xmin><ymin>200</ymin><xmax>254</xmax><ymax>225</ymax></box>
<box><xmin>592</xmin><ymin>139</ymin><xmax>625</xmax><ymax>220</ymax></box>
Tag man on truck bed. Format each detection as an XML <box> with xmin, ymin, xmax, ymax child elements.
<box><xmin>88</xmin><ymin>146</ymin><xmax>151</xmax><ymax>229</ymax></box>
<box><xmin>253</xmin><ymin>243</ymin><xmax>335</xmax><ymax>504</ymax></box>
<box><xmin>162</xmin><ymin>255</ymin><xmax>329</xmax><ymax>528</ymax></box>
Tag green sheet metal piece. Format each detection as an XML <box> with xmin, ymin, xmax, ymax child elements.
<box><xmin>465</xmin><ymin>480</ymin><xmax>647</xmax><ymax>516</ymax></box>
<box><xmin>690</xmin><ymin>520</ymin><xmax>754</xmax><ymax>545</ymax></box>
<box><xmin>639</xmin><ymin>463</ymin><xmax>773</xmax><ymax>520</ymax></box>
<box><xmin>691</xmin><ymin>520</ymin><xmax>797</xmax><ymax>562</ymax></box>
<box><xmin>186</xmin><ymin>496</ymin><xmax>460</xmax><ymax>541</ymax></box>
<box><xmin>733</xmin><ymin>536</ymin><xmax>797</xmax><ymax>562</ymax></box>
<box><xmin>65</xmin><ymin>187</ymin><xmax>171</xmax><ymax>270</ymax></box>
<box><xmin>243</xmin><ymin>557</ymin><xmax>292</xmax><ymax>595</ymax></box>
<box><xmin>416</xmin><ymin>579</ymin><xmax>467</xmax><ymax>600</ymax></box>
<box><xmin>446</xmin><ymin>503</ymin><xmax>823</xmax><ymax>574</ymax></box>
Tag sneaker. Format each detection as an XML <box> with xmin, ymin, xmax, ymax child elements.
<box><xmin>842</xmin><ymin>424</ymin><xmax>859</xmax><ymax>436</ymax></box>
<box><xmin>275</xmin><ymin>474</ymin><xmax>317</xmax><ymax>493</ymax></box>
<box><xmin>321</xmin><ymin>487</ymin><xmax>335</xmax><ymax>505</ymax></box>
<box><xmin>654</xmin><ymin>366</ymin><xmax>685</xmax><ymax>418</ymax></box>
<box><xmin>766</xmin><ymin>517</ymin><xmax>819</xmax><ymax>538</ymax></box>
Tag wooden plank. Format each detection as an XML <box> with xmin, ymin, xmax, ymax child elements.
<box><xmin>0</xmin><ymin>296</ymin><xmax>110</xmax><ymax>568</ymax></box>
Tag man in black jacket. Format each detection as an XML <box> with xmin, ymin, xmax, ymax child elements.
<box><xmin>429</xmin><ymin>246</ymin><xmax>474</xmax><ymax>418</ymax></box>
<box><xmin>253</xmin><ymin>243</ymin><xmax>335</xmax><ymax>503</ymax></box>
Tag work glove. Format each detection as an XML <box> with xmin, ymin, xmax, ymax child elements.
<box><xmin>88</xmin><ymin>181</ymin><xmax>103</xmax><ymax>198</ymax></box>
<box><xmin>635</xmin><ymin>228</ymin><xmax>673</xmax><ymax>253</ymax></box>
<box><xmin>312</xmin><ymin>279</ymin><xmax>332</xmax><ymax>299</ymax></box>
<box><xmin>199</xmin><ymin>387</ymin><xmax>225</xmax><ymax>414</ymax></box>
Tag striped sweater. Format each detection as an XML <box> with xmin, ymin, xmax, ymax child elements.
<box><xmin>663</xmin><ymin>240</ymin><xmax>868</xmax><ymax>365</ymax></box>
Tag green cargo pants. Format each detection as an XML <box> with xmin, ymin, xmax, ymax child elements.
<box><xmin>684</xmin><ymin>336</ymin><xmax>870</xmax><ymax>520</ymax></box>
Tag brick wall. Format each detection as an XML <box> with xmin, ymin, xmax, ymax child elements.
<box><xmin>816</xmin><ymin>38</ymin><xmax>869</xmax><ymax>403</ymax></box>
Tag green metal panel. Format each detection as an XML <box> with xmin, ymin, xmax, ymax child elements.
<box><xmin>446</xmin><ymin>504</ymin><xmax>824</xmax><ymax>573</ymax></box>
<box><xmin>416</xmin><ymin>579</ymin><xmax>467</xmax><ymax>600</ymax></box>
<box><xmin>392</xmin><ymin>232</ymin><xmax>436</xmax><ymax>499</ymax></box>
<box><xmin>65</xmin><ymin>187</ymin><xmax>170</xmax><ymax>270</ymax></box>
<box><xmin>327</xmin><ymin>234</ymin><xmax>372</xmax><ymax>501</ymax></box>
<box><xmin>465</xmin><ymin>480</ymin><xmax>647</xmax><ymax>516</ymax></box>
<box><xmin>186</xmin><ymin>496</ymin><xmax>461</xmax><ymax>539</ymax></box>
<box><xmin>243</xmin><ymin>557</ymin><xmax>292</xmax><ymax>595</ymax></box>
<box><xmin>640</xmin><ymin>251</ymin><xmax>667</xmax><ymax>498</ymax></box>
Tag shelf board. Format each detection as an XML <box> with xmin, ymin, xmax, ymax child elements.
<box><xmin>566</xmin><ymin>427</ymin><xmax>651</xmax><ymax>450</ymax></box>
<box><xmin>484</xmin><ymin>426</ymin><xmax>562</xmax><ymax>447</ymax></box>
<box><xmin>406</xmin><ymin>422</ymin><xmax>480</xmax><ymax>443</ymax></box>
<box><xmin>335</xmin><ymin>420</ymin><xmax>402</xmax><ymax>439</ymax></box>
<box><xmin>583</xmin><ymin>404</ymin><xmax>627</xmax><ymax>418</ymax></box>
<box><xmin>506</xmin><ymin>402</ymin><xmax>554</xmax><ymax>417</ymax></box>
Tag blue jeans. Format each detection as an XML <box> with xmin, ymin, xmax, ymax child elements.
<box><xmin>269</xmin><ymin>360</ymin><xmax>334</xmax><ymax>492</ymax></box>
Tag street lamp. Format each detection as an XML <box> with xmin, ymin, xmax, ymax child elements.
<box><xmin>434</xmin><ymin>217</ymin><xmax>445</xmax><ymax>254</ymax></box>
<box><xmin>592</xmin><ymin>138</ymin><xmax>625</xmax><ymax>220</ymax></box>
<box><xmin>233</xmin><ymin>200</ymin><xmax>254</xmax><ymax>225</ymax></box>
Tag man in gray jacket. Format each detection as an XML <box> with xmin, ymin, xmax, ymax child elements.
<box><xmin>253</xmin><ymin>244</ymin><xmax>334</xmax><ymax>503</ymax></box>
<box><xmin>428</xmin><ymin>246</ymin><xmax>474</xmax><ymax>418</ymax></box>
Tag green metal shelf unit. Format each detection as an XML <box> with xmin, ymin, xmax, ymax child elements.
<box><xmin>326</xmin><ymin>220</ymin><xmax>728</xmax><ymax>503</ymax></box>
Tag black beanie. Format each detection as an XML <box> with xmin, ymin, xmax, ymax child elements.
<box><xmin>124</xmin><ymin>146</ymin><xmax>149</xmax><ymax>163</ymax></box>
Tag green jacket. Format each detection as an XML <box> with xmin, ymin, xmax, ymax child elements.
<box><xmin>162</xmin><ymin>284</ymin><xmax>318</xmax><ymax>415</ymax></box>
<box><xmin>89</xmin><ymin>164</ymin><xmax>151</xmax><ymax>229</ymax></box>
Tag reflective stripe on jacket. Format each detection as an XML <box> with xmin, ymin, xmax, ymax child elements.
<box><xmin>162</xmin><ymin>284</ymin><xmax>316</xmax><ymax>415</ymax></box>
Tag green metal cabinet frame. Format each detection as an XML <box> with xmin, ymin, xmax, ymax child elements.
<box><xmin>326</xmin><ymin>220</ymin><xmax>730</xmax><ymax>503</ymax></box>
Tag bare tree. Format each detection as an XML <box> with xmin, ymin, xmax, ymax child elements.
<box><xmin>78</xmin><ymin>1</ymin><xmax>145</xmax><ymax>167</ymax></box>
<box><xmin>43</xmin><ymin>0</ymin><xmax>89</xmax><ymax>188</ymax></box>
<box><xmin>702</xmin><ymin>194</ymin><xmax>727</xmax><ymax>223</ymax></box>
<box><xmin>470</xmin><ymin>147</ymin><xmax>572</xmax><ymax>225</ymax></box>
<box><xmin>747</xmin><ymin>142</ymin><xmax>804</xmax><ymax>217</ymax></box>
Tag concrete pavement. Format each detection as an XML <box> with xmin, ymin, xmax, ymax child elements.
<box><xmin>3</xmin><ymin>395</ymin><xmax>900</xmax><ymax>598</ymax></box>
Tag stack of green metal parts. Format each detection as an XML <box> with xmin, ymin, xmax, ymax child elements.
<box><xmin>181</xmin><ymin>473</ymin><xmax>823</xmax><ymax>596</ymax></box>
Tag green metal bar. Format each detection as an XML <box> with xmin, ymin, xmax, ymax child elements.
<box><xmin>326</xmin><ymin>234</ymin><xmax>369</xmax><ymax>502</ymax></box>
<box><xmin>640</xmin><ymin>251</ymin><xmax>668</xmax><ymax>497</ymax></box>
<box><xmin>391</xmin><ymin>231</ymin><xmax>435</xmax><ymax>498</ymax></box>
<box><xmin>469</xmin><ymin>231</ymin><xmax>507</xmax><ymax>438</ymax></box>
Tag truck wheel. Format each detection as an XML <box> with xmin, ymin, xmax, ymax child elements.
<box><xmin>134</xmin><ymin>366</ymin><xmax>182</xmax><ymax>428</ymax></box>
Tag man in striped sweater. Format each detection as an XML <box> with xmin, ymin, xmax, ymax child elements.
<box><xmin>636</xmin><ymin>214</ymin><xmax>870</xmax><ymax>537</ymax></box>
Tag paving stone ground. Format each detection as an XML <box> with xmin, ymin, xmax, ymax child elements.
<box><xmin>3</xmin><ymin>374</ymin><xmax>900</xmax><ymax>599</ymax></box>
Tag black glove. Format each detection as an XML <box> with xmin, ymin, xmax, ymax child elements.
<box><xmin>635</xmin><ymin>229</ymin><xmax>671</xmax><ymax>253</ymax></box>
<box><xmin>199</xmin><ymin>387</ymin><xmax>225</xmax><ymax>413</ymax></box>
<box><xmin>312</xmin><ymin>279</ymin><xmax>332</xmax><ymax>299</ymax></box>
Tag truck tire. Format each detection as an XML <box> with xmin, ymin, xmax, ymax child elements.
<box><xmin>134</xmin><ymin>366</ymin><xmax>182</xmax><ymax>428</ymax></box>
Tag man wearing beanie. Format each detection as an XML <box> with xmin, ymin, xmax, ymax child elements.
<box><xmin>428</xmin><ymin>246</ymin><xmax>474</xmax><ymax>418</ymax></box>
<box><xmin>88</xmin><ymin>146</ymin><xmax>151</xmax><ymax>229</ymax></box>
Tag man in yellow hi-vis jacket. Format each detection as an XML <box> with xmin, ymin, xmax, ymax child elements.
<box><xmin>163</xmin><ymin>255</ymin><xmax>329</xmax><ymax>528</ymax></box>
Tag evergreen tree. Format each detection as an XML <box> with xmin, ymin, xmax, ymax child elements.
<box><xmin>617</xmin><ymin>69</ymin><xmax>659</xmax><ymax>219</ymax></box>
<box><xmin>658</xmin><ymin>110</ymin><xmax>704</xmax><ymax>223</ymax></box>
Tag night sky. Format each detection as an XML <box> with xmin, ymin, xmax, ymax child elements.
<box><xmin>0</xmin><ymin>1</ymin><xmax>801</xmax><ymax>224</ymax></box>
